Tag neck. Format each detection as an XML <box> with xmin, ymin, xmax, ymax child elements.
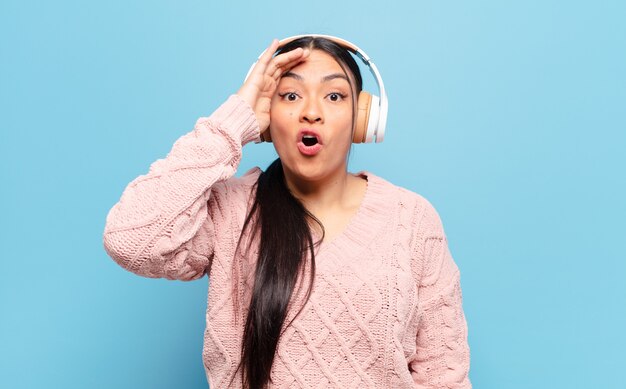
<box><xmin>282</xmin><ymin>163</ymin><xmax>368</xmax><ymax>242</ymax></box>
<box><xmin>283</xmin><ymin>168</ymin><xmax>355</xmax><ymax>213</ymax></box>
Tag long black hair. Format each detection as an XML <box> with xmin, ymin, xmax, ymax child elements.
<box><xmin>237</xmin><ymin>36</ymin><xmax>363</xmax><ymax>389</ymax></box>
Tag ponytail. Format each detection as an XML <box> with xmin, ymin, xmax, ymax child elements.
<box><xmin>235</xmin><ymin>35</ymin><xmax>363</xmax><ymax>388</ymax></box>
<box><xmin>238</xmin><ymin>158</ymin><xmax>319</xmax><ymax>389</ymax></box>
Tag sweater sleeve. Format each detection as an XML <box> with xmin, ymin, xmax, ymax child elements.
<box><xmin>102</xmin><ymin>94</ymin><xmax>260</xmax><ymax>280</ymax></box>
<box><xmin>409</xmin><ymin>202</ymin><xmax>472</xmax><ymax>388</ymax></box>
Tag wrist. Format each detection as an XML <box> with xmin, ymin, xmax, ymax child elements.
<box><xmin>209</xmin><ymin>95</ymin><xmax>260</xmax><ymax>145</ymax></box>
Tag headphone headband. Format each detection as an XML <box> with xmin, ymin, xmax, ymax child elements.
<box><xmin>246</xmin><ymin>34</ymin><xmax>388</xmax><ymax>143</ymax></box>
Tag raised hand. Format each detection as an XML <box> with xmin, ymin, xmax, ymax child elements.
<box><xmin>237</xmin><ymin>39</ymin><xmax>310</xmax><ymax>136</ymax></box>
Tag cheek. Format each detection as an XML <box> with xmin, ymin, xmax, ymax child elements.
<box><xmin>329</xmin><ymin>107</ymin><xmax>354</xmax><ymax>133</ymax></box>
<box><xmin>269</xmin><ymin>107</ymin><xmax>298</xmax><ymax>151</ymax></box>
<box><xmin>270</xmin><ymin>101</ymin><xmax>296</xmax><ymax>122</ymax></box>
<box><xmin>269</xmin><ymin>108</ymin><xmax>290</xmax><ymax>131</ymax></box>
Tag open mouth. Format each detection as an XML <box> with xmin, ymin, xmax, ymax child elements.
<box><xmin>297</xmin><ymin>131</ymin><xmax>323</xmax><ymax>156</ymax></box>
<box><xmin>302</xmin><ymin>135</ymin><xmax>319</xmax><ymax>146</ymax></box>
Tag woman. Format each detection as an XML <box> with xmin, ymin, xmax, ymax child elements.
<box><xmin>103</xmin><ymin>35</ymin><xmax>471</xmax><ymax>388</ymax></box>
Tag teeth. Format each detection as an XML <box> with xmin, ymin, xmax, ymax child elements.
<box><xmin>303</xmin><ymin>135</ymin><xmax>316</xmax><ymax>139</ymax></box>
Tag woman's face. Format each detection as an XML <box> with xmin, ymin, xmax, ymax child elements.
<box><xmin>269</xmin><ymin>49</ymin><xmax>356</xmax><ymax>184</ymax></box>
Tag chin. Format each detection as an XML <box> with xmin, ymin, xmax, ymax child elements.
<box><xmin>282</xmin><ymin>156</ymin><xmax>345</xmax><ymax>183</ymax></box>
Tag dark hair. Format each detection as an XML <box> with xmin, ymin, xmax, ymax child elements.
<box><xmin>237</xmin><ymin>36</ymin><xmax>363</xmax><ymax>389</ymax></box>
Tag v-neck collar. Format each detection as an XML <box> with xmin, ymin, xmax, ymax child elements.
<box><xmin>313</xmin><ymin>171</ymin><xmax>393</xmax><ymax>259</ymax></box>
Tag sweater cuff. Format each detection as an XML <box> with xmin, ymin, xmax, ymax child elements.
<box><xmin>208</xmin><ymin>94</ymin><xmax>261</xmax><ymax>145</ymax></box>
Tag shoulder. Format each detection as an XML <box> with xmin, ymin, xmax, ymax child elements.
<box><xmin>208</xmin><ymin>167</ymin><xmax>261</xmax><ymax>218</ymax></box>
<box><xmin>364</xmin><ymin>172</ymin><xmax>447</xmax><ymax>240</ymax></box>
<box><xmin>212</xmin><ymin>167</ymin><xmax>261</xmax><ymax>196</ymax></box>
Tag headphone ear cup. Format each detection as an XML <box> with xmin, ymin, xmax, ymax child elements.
<box><xmin>364</xmin><ymin>94</ymin><xmax>380</xmax><ymax>143</ymax></box>
<box><xmin>354</xmin><ymin>91</ymin><xmax>372</xmax><ymax>143</ymax></box>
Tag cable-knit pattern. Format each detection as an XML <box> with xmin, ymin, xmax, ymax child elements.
<box><xmin>103</xmin><ymin>94</ymin><xmax>259</xmax><ymax>279</ymax></box>
<box><xmin>408</xmin><ymin>204</ymin><xmax>471</xmax><ymax>388</ymax></box>
<box><xmin>103</xmin><ymin>96</ymin><xmax>471</xmax><ymax>388</ymax></box>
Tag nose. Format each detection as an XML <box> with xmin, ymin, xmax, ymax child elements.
<box><xmin>300</xmin><ymin>98</ymin><xmax>323</xmax><ymax>124</ymax></box>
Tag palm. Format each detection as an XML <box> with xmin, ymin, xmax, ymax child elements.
<box><xmin>249</xmin><ymin>74</ymin><xmax>277</xmax><ymax>131</ymax></box>
<box><xmin>237</xmin><ymin>40</ymin><xmax>309</xmax><ymax>136</ymax></box>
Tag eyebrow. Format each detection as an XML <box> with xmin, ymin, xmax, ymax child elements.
<box><xmin>282</xmin><ymin>71</ymin><xmax>350</xmax><ymax>83</ymax></box>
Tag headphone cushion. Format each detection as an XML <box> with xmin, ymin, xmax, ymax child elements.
<box><xmin>365</xmin><ymin>94</ymin><xmax>381</xmax><ymax>143</ymax></box>
<box><xmin>354</xmin><ymin>91</ymin><xmax>372</xmax><ymax>143</ymax></box>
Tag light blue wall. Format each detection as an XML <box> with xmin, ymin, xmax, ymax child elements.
<box><xmin>1</xmin><ymin>1</ymin><xmax>624</xmax><ymax>388</ymax></box>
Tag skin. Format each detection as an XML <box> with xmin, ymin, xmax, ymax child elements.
<box><xmin>179</xmin><ymin>40</ymin><xmax>367</xmax><ymax>280</ymax></box>
<box><xmin>238</xmin><ymin>39</ymin><xmax>367</xmax><ymax>243</ymax></box>
<box><xmin>179</xmin><ymin>40</ymin><xmax>368</xmax><ymax>280</ymax></box>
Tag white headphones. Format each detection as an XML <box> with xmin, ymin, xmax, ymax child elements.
<box><xmin>245</xmin><ymin>34</ymin><xmax>388</xmax><ymax>143</ymax></box>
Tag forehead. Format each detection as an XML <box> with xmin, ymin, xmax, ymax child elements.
<box><xmin>285</xmin><ymin>49</ymin><xmax>347</xmax><ymax>78</ymax></box>
<box><xmin>280</xmin><ymin>49</ymin><xmax>356</xmax><ymax>87</ymax></box>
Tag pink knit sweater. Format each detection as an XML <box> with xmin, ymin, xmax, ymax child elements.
<box><xmin>103</xmin><ymin>95</ymin><xmax>471</xmax><ymax>388</ymax></box>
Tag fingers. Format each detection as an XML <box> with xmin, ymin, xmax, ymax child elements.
<box><xmin>250</xmin><ymin>39</ymin><xmax>310</xmax><ymax>83</ymax></box>
<box><xmin>257</xmin><ymin>38</ymin><xmax>280</xmax><ymax>66</ymax></box>
<box><xmin>237</xmin><ymin>39</ymin><xmax>311</xmax><ymax>114</ymax></box>
<box><xmin>267</xmin><ymin>47</ymin><xmax>310</xmax><ymax>81</ymax></box>
<box><xmin>247</xmin><ymin>39</ymin><xmax>280</xmax><ymax>81</ymax></box>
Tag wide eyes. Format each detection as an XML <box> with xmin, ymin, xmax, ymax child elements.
<box><xmin>279</xmin><ymin>92</ymin><xmax>347</xmax><ymax>102</ymax></box>
<box><xmin>284</xmin><ymin>92</ymin><xmax>298</xmax><ymax>102</ymax></box>
<box><xmin>328</xmin><ymin>93</ymin><xmax>344</xmax><ymax>102</ymax></box>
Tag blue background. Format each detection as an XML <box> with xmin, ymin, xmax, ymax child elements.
<box><xmin>1</xmin><ymin>1</ymin><xmax>625</xmax><ymax>388</ymax></box>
